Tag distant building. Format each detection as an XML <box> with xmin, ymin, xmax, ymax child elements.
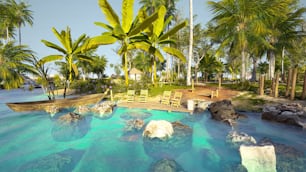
<box><xmin>129</xmin><ymin>68</ymin><xmax>143</xmax><ymax>81</ymax></box>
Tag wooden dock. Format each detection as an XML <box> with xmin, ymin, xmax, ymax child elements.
<box><xmin>117</xmin><ymin>101</ymin><xmax>193</xmax><ymax>114</ymax></box>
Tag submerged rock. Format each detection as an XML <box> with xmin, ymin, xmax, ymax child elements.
<box><xmin>120</xmin><ymin>110</ymin><xmax>152</xmax><ymax>120</ymax></box>
<box><xmin>124</xmin><ymin>118</ymin><xmax>144</xmax><ymax>132</ymax></box>
<box><xmin>259</xmin><ymin>138</ymin><xmax>306</xmax><ymax>172</ymax></box>
<box><xmin>227</xmin><ymin>131</ymin><xmax>256</xmax><ymax>147</ymax></box>
<box><xmin>52</xmin><ymin>113</ymin><xmax>91</xmax><ymax>142</ymax></box>
<box><xmin>19</xmin><ymin>149</ymin><xmax>84</xmax><ymax>172</ymax></box>
<box><xmin>262</xmin><ymin>103</ymin><xmax>306</xmax><ymax>128</ymax></box>
<box><xmin>149</xmin><ymin>159</ymin><xmax>186</xmax><ymax>172</ymax></box>
<box><xmin>58</xmin><ymin>112</ymin><xmax>83</xmax><ymax>124</ymax></box>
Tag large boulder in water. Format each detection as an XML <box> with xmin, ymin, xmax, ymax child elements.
<box><xmin>91</xmin><ymin>101</ymin><xmax>115</xmax><ymax>119</ymax></box>
<box><xmin>209</xmin><ymin>100</ymin><xmax>243</xmax><ymax>124</ymax></box>
<box><xmin>143</xmin><ymin>120</ymin><xmax>174</xmax><ymax>139</ymax></box>
<box><xmin>262</xmin><ymin>103</ymin><xmax>306</xmax><ymax>128</ymax></box>
<box><xmin>143</xmin><ymin>121</ymin><xmax>192</xmax><ymax>159</ymax></box>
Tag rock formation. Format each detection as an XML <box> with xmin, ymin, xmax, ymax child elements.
<box><xmin>262</xmin><ymin>103</ymin><xmax>306</xmax><ymax>128</ymax></box>
<box><xmin>209</xmin><ymin>100</ymin><xmax>245</xmax><ymax>125</ymax></box>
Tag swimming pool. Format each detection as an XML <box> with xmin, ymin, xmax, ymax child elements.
<box><xmin>0</xmin><ymin>89</ymin><xmax>305</xmax><ymax>171</ymax></box>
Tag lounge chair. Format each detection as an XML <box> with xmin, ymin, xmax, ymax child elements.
<box><xmin>171</xmin><ymin>92</ymin><xmax>183</xmax><ymax>107</ymax></box>
<box><xmin>161</xmin><ymin>91</ymin><xmax>172</xmax><ymax>105</ymax></box>
<box><xmin>138</xmin><ymin>89</ymin><xmax>148</xmax><ymax>103</ymax></box>
<box><xmin>127</xmin><ymin>90</ymin><xmax>135</xmax><ymax>102</ymax></box>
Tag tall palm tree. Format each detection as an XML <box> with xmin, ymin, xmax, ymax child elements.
<box><xmin>40</xmin><ymin>27</ymin><xmax>93</xmax><ymax>98</ymax></box>
<box><xmin>128</xmin><ymin>6</ymin><xmax>187</xmax><ymax>85</ymax></box>
<box><xmin>85</xmin><ymin>0</ymin><xmax>159</xmax><ymax>86</ymax></box>
<box><xmin>187</xmin><ymin>0</ymin><xmax>193</xmax><ymax>86</ymax></box>
<box><xmin>0</xmin><ymin>1</ymin><xmax>16</xmax><ymax>43</ymax></box>
<box><xmin>139</xmin><ymin>0</ymin><xmax>179</xmax><ymax>80</ymax></box>
<box><xmin>6</xmin><ymin>0</ymin><xmax>33</xmax><ymax>45</ymax></box>
<box><xmin>266</xmin><ymin>0</ymin><xmax>306</xmax><ymax>79</ymax></box>
<box><xmin>0</xmin><ymin>41</ymin><xmax>33</xmax><ymax>89</ymax></box>
<box><xmin>207</xmin><ymin>0</ymin><xmax>270</xmax><ymax>81</ymax></box>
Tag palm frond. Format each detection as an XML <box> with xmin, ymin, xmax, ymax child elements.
<box><xmin>98</xmin><ymin>0</ymin><xmax>120</xmax><ymax>27</ymax></box>
<box><xmin>122</xmin><ymin>0</ymin><xmax>134</xmax><ymax>33</ymax></box>
<box><xmin>162</xmin><ymin>46</ymin><xmax>186</xmax><ymax>63</ymax></box>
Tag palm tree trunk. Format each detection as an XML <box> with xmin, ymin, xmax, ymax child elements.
<box><xmin>153</xmin><ymin>60</ymin><xmax>157</xmax><ymax>86</ymax></box>
<box><xmin>290</xmin><ymin>67</ymin><xmax>298</xmax><ymax>100</ymax></box>
<box><xmin>285</xmin><ymin>68</ymin><xmax>292</xmax><ymax>97</ymax></box>
<box><xmin>301</xmin><ymin>70</ymin><xmax>306</xmax><ymax>99</ymax></box>
<box><xmin>241</xmin><ymin>49</ymin><xmax>246</xmax><ymax>81</ymax></box>
<box><xmin>187</xmin><ymin>0</ymin><xmax>193</xmax><ymax>86</ymax></box>
<box><xmin>251</xmin><ymin>57</ymin><xmax>257</xmax><ymax>81</ymax></box>
<box><xmin>195</xmin><ymin>65</ymin><xmax>198</xmax><ymax>84</ymax></box>
<box><xmin>123</xmin><ymin>53</ymin><xmax>129</xmax><ymax>86</ymax></box>
<box><xmin>259</xmin><ymin>74</ymin><xmax>265</xmax><ymax>96</ymax></box>
<box><xmin>18</xmin><ymin>23</ymin><xmax>22</xmax><ymax>46</ymax></box>
<box><xmin>269</xmin><ymin>51</ymin><xmax>276</xmax><ymax>81</ymax></box>
<box><xmin>274</xmin><ymin>72</ymin><xmax>279</xmax><ymax>98</ymax></box>
<box><xmin>281</xmin><ymin>47</ymin><xmax>285</xmax><ymax>81</ymax></box>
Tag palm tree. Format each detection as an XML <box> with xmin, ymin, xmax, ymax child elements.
<box><xmin>0</xmin><ymin>1</ymin><xmax>16</xmax><ymax>43</ymax></box>
<box><xmin>6</xmin><ymin>0</ymin><xmax>33</xmax><ymax>45</ymax></box>
<box><xmin>0</xmin><ymin>41</ymin><xmax>33</xmax><ymax>89</ymax></box>
<box><xmin>40</xmin><ymin>27</ymin><xmax>93</xmax><ymax>98</ymax></box>
<box><xmin>128</xmin><ymin>6</ymin><xmax>187</xmax><ymax>85</ymax></box>
<box><xmin>266</xmin><ymin>1</ymin><xmax>306</xmax><ymax>80</ymax></box>
<box><xmin>187</xmin><ymin>0</ymin><xmax>193</xmax><ymax>86</ymax></box>
<box><xmin>139</xmin><ymin>0</ymin><xmax>179</xmax><ymax>81</ymax></box>
<box><xmin>207</xmin><ymin>0</ymin><xmax>270</xmax><ymax>81</ymax></box>
<box><xmin>85</xmin><ymin>0</ymin><xmax>159</xmax><ymax>86</ymax></box>
<box><xmin>91</xmin><ymin>55</ymin><xmax>108</xmax><ymax>79</ymax></box>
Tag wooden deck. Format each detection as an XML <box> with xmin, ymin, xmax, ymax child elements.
<box><xmin>117</xmin><ymin>101</ymin><xmax>193</xmax><ymax>114</ymax></box>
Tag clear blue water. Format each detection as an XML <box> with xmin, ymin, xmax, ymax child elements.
<box><xmin>0</xmin><ymin>89</ymin><xmax>305</xmax><ymax>172</ymax></box>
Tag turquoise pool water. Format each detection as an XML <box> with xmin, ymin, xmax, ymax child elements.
<box><xmin>0</xmin><ymin>89</ymin><xmax>305</xmax><ymax>171</ymax></box>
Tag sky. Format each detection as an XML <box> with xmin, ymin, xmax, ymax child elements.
<box><xmin>21</xmin><ymin>0</ymin><xmax>212</xmax><ymax>76</ymax></box>
<box><xmin>21</xmin><ymin>0</ymin><xmax>306</xmax><ymax>76</ymax></box>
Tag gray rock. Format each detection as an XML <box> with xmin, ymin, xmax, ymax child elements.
<box><xmin>262</xmin><ymin>103</ymin><xmax>306</xmax><ymax>128</ymax></box>
<box><xmin>209</xmin><ymin>100</ymin><xmax>243</xmax><ymax>124</ymax></box>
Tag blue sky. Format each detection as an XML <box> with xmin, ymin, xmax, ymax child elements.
<box><xmin>21</xmin><ymin>0</ymin><xmax>306</xmax><ymax>76</ymax></box>
<box><xmin>21</xmin><ymin>0</ymin><xmax>212</xmax><ymax>76</ymax></box>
